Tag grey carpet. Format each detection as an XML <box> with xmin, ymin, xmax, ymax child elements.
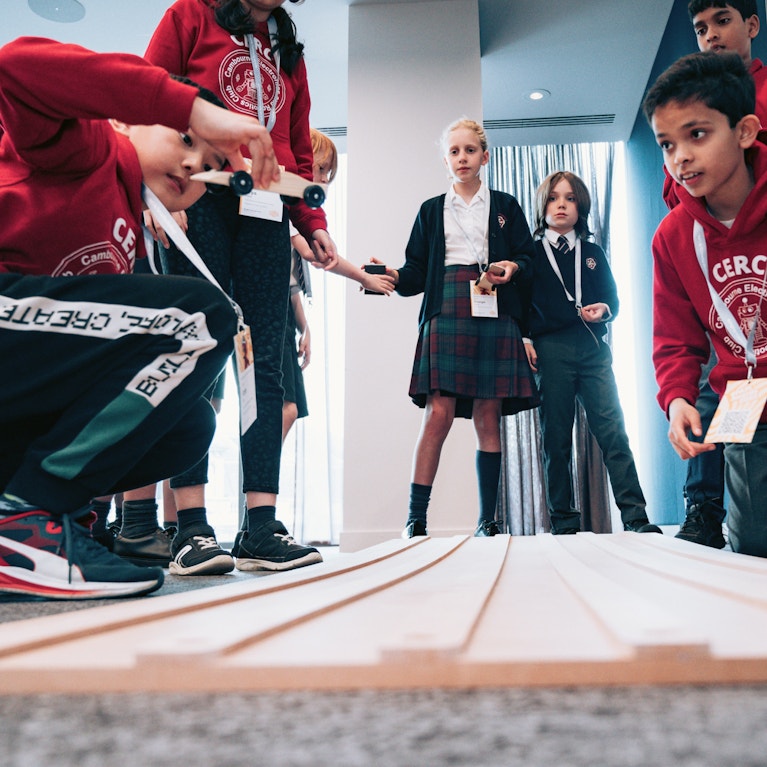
<box><xmin>2</xmin><ymin>686</ymin><xmax>767</xmax><ymax>766</ymax></box>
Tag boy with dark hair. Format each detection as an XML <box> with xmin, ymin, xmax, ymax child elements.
<box><xmin>0</xmin><ymin>36</ymin><xmax>279</xmax><ymax>599</ymax></box>
<box><xmin>644</xmin><ymin>51</ymin><xmax>767</xmax><ymax>558</ymax></box>
<box><xmin>663</xmin><ymin>0</ymin><xmax>767</xmax><ymax>549</ymax></box>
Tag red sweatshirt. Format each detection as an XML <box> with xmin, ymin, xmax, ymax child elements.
<box><xmin>652</xmin><ymin>140</ymin><xmax>767</xmax><ymax>418</ymax></box>
<box><xmin>0</xmin><ymin>37</ymin><xmax>198</xmax><ymax>277</ymax></box>
<box><xmin>144</xmin><ymin>0</ymin><xmax>327</xmax><ymax>240</ymax></box>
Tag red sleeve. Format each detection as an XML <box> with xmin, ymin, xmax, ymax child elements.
<box><xmin>286</xmin><ymin>57</ymin><xmax>328</xmax><ymax>240</ymax></box>
<box><xmin>144</xmin><ymin>7</ymin><xmax>193</xmax><ymax>77</ymax></box>
<box><xmin>651</xmin><ymin>223</ymin><xmax>710</xmax><ymax>415</ymax></box>
<box><xmin>0</xmin><ymin>37</ymin><xmax>198</xmax><ymax>173</ymax></box>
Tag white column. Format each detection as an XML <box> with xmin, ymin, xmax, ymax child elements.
<box><xmin>341</xmin><ymin>0</ymin><xmax>483</xmax><ymax>550</ymax></box>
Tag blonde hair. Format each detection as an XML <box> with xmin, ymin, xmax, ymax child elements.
<box><xmin>310</xmin><ymin>128</ymin><xmax>338</xmax><ymax>184</ymax></box>
<box><xmin>439</xmin><ymin>117</ymin><xmax>488</xmax><ymax>154</ymax></box>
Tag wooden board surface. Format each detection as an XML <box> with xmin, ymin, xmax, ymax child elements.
<box><xmin>1</xmin><ymin>533</ymin><xmax>766</xmax><ymax>694</ymax></box>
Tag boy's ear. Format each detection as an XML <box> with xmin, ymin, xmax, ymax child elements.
<box><xmin>737</xmin><ymin>113</ymin><xmax>761</xmax><ymax>147</ymax></box>
<box><xmin>109</xmin><ymin>118</ymin><xmax>131</xmax><ymax>136</ymax></box>
<box><xmin>747</xmin><ymin>14</ymin><xmax>760</xmax><ymax>39</ymax></box>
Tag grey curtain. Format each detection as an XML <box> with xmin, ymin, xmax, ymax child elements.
<box><xmin>488</xmin><ymin>142</ymin><xmax>617</xmax><ymax>535</ymax></box>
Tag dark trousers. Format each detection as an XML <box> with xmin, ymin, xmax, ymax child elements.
<box><xmin>724</xmin><ymin>423</ymin><xmax>767</xmax><ymax>557</ymax></box>
<box><xmin>0</xmin><ymin>272</ymin><xmax>236</xmax><ymax>514</ymax></box>
<box><xmin>160</xmin><ymin>190</ymin><xmax>291</xmax><ymax>496</ymax></box>
<box><xmin>535</xmin><ymin>324</ymin><xmax>646</xmax><ymax>532</ymax></box>
<box><xmin>684</xmin><ymin>350</ymin><xmax>726</xmax><ymax>518</ymax></box>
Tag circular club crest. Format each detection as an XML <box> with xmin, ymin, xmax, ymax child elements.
<box><xmin>53</xmin><ymin>242</ymin><xmax>132</xmax><ymax>277</ymax></box>
<box><xmin>219</xmin><ymin>49</ymin><xmax>286</xmax><ymax>118</ymax></box>
<box><xmin>585</xmin><ymin>257</ymin><xmax>597</xmax><ymax>270</ymax></box>
<box><xmin>710</xmin><ymin>280</ymin><xmax>767</xmax><ymax>360</ymax></box>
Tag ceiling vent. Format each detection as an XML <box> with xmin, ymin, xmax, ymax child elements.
<box><xmin>484</xmin><ymin>114</ymin><xmax>615</xmax><ymax>130</ymax></box>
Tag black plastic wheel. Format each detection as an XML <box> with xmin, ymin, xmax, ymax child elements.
<box><xmin>303</xmin><ymin>185</ymin><xmax>325</xmax><ymax>208</ymax></box>
<box><xmin>229</xmin><ymin>170</ymin><xmax>254</xmax><ymax>196</ymax></box>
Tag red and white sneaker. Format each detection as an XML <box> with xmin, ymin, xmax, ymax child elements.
<box><xmin>0</xmin><ymin>509</ymin><xmax>164</xmax><ymax>599</ymax></box>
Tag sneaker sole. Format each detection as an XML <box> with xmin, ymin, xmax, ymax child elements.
<box><xmin>169</xmin><ymin>554</ymin><xmax>235</xmax><ymax>576</ymax></box>
<box><xmin>235</xmin><ymin>550</ymin><xmax>323</xmax><ymax>572</ymax></box>
<box><xmin>0</xmin><ymin>567</ymin><xmax>163</xmax><ymax>599</ymax></box>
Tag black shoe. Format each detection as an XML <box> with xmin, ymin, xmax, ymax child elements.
<box><xmin>0</xmin><ymin>510</ymin><xmax>163</xmax><ymax>599</ymax></box>
<box><xmin>624</xmin><ymin>518</ymin><xmax>662</xmax><ymax>534</ymax></box>
<box><xmin>235</xmin><ymin>520</ymin><xmax>323</xmax><ymax>572</ymax></box>
<box><xmin>231</xmin><ymin>529</ymin><xmax>244</xmax><ymax>558</ymax></box>
<box><xmin>474</xmin><ymin>520</ymin><xmax>501</xmax><ymax>537</ymax></box>
<box><xmin>169</xmin><ymin>525</ymin><xmax>234</xmax><ymax>576</ymax></box>
<box><xmin>113</xmin><ymin>527</ymin><xmax>173</xmax><ymax>567</ymax></box>
<box><xmin>402</xmin><ymin>520</ymin><xmax>427</xmax><ymax>539</ymax></box>
<box><xmin>675</xmin><ymin>501</ymin><xmax>726</xmax><ymax>549</ymax></box>
<box><xmin>551</xmin><ymin>526</ymin><xmax>578</xmax><ymax>535</ymax></box>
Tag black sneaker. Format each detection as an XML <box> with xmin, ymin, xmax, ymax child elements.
<box><xmin>0</xmin><ymin>510</ymin><xmax>163</xmax><ymax>599</ymax></box>
<box><xmin>624</xmin><ymin>517</ymin><xmax>663</xmax><ymax>533</ymax></box>
<box><xmin>169</xmin><ymin>525</ymin><xmax>234</xmax><ymax>576</ymax></box>
<box><xmin>235</xmin><ymin>520</ymin><xmax>323</xmax><ymax>572</ymax></box>
<box><xmin>474</xmin><ymin>520</ymin><xmax>501</xmax><ymax>537</ymax></box>
<box><xmin>402</xmin><ymin>520</ymin><xmax>428</xmax><ymax>539</ymax></box>
<box><xmin>113</xmin><ymin>527</ymin><xmax>173</xmax><ymax>567</ymax></box>
<box><xmin>675</xmin><ymin>502</ymin><xmax>726</xmax><ymax>549</ymax></box>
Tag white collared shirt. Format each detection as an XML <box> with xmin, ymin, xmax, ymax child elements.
<box><xmin>544</xmin><ymin>228</ymin><xmax>576</xmax><ymax>249</ymax></box>
<box><xmin>444</xmin><ymin>181</ymin><xmax>490</xmax><ymax>267</ymax></box>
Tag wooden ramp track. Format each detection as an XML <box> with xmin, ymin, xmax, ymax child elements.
<box><xmin>1</xmin><ymin>532</ymin><xmax>767</xmax><ymax>694</ymax></box>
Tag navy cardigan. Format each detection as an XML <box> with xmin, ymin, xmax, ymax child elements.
<box><xmin>395</xmin><ymin>190</ymin><xmax>536</xmax><ymax>329</ymax></box>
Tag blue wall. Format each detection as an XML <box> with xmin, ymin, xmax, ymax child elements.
<box><xmin>624</xmin><ymin>0</ymin><xmax>767</xmax><ymax>524</ymax></box>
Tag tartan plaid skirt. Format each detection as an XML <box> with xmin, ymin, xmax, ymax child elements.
<box><xmin>409</xmin><ymin>265</ymin><xmax>540</xmax><ymax>419</ymax></box>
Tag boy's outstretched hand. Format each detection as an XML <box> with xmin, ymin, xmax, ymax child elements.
<box><xmin>667</xmin><ymin>397</ymin><xmax>718</xmax><ymax>460</ymax></box>
<box><xmin>189</xmin><ymin>97</ymin><xmax>280</xmax><ymax>191</ymax></box>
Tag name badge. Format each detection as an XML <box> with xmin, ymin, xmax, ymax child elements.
<box><xmin>235</xmin><ymin>325</ymin><xmax>258</xmax><ymax>434</ymax></box>
<box><xmin>239</xmin><ymin>189</ymin><xmax>283</xmax><ymax>222</ymax></box>
<box><xmin>470</xmin><ymin>280</ymin><xmax>498</xmax><ymax>318</ymax></box>
<box><xmin>705</xmin><ymin>377</ymin><xmax>767</xmax><ymax>443</ymax></box>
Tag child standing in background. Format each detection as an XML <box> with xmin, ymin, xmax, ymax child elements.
<box><xmin>526</xmin><ymin>171</ymin><xmax>659</xmax><ymax>535</ymax></box>
<box><xmin>143</xmin><ymin>0</ymin><xmax>338</xmax><ymax>574</ymax></box>
<box><xmin>386</xmin><ymin>118</ymin><xmax>539</xmax><ymax>538</ymax></box>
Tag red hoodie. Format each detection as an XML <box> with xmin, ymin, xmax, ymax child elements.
<box><xmin>652</xmin><ymin>140</ymin><xmax>767</xmax><ymax>418</ymax></box>
<box><xmin>0</xmin><ymin>37</ymin><xmax>198</xmax><ymax>276</ymax></box>
<box><xmin>144</xmin><ymin>0</ymin><xmax>327</xmax><ymax>241</ymax></box>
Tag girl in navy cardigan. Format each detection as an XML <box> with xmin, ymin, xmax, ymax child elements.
<box><xmin>384</xmin><ymin>118</ymin><xmax>539</xmax><ymax>538</ymax></box>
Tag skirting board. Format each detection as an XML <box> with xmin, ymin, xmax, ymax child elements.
<box><xmin>1</xmin><ymin>532</ymin><xmax>766</xmax><ymax>694</ymax></box>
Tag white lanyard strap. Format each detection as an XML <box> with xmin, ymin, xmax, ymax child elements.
<box><xmin>693</xmin><ymin>219</ymin><xmax>760</xmax><ymax>372</ymax></box>
<box><xmin>542</xmin><ymin>237</ymin><xmax>582</xmax><ymax>311</ymax></box>
<box><xmin>246</xmin><ymin>15</ymin><xmax>280</xmax><ymax>133</ymax></box>
<box><xmin>142</xmin><ymin>186</ymin><xmax>244</xmax><ymax>329</ymax></box>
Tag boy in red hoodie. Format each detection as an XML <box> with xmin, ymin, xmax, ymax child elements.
<box><xmin>0</xmin><ymin>37</ymin><xmax>278</xmax><ymax>599</ymax></box>
<box><xmin>645</xmin><ymin>51</ymin><xmax>767</xmax><ymax>557</ymax></box>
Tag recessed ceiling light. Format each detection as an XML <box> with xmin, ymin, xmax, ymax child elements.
<box><xmin>527</xmin><ymin>89</ymin><xmax>551</xmax><ymax>101</ymax></box>
<box><xmin>28</xmin><ymin>0</ymin><xmax>85</xmax><ymax>23</ymax></box>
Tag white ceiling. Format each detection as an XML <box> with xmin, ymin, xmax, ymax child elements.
<box><xmin>4</xmin><ymin>0</ymin><xmax>678</xmax><ymax>146</ymax></box>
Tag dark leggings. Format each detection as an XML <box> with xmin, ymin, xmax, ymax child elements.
<box><xmin>160</xmin><ymin>190</ymin><xmax>291</xmax><ymax>495</ymax></box>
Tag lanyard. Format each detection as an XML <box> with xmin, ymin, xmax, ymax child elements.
<box><xmin>692</xmin><ymin>219</ymin><xmax>764</xmax><ymax>374</ymax></box>
<box><xmin>142</xmin><ymin>186</ymin><xmax>245</xmax><ymax>330</ymax></box>
<box><xmin>542</xmin><ymin>236</ymin><xmax>582</xmax><ymax>311</ymax></box>
<box><xmin>446</xmin><ymin>189</ymin><xmax>489</xmax><ymax>269</ymax></box>
<box><xmin>246</xmin><ymin>16</ymin><xmax>280</xmax><ymax>133</ymax></box>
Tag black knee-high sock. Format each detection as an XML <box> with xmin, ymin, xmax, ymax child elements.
<box><xmin>476</xmin><ymin>450</ymin><xmax>502</xmax><ymax>525</ymax></box>
<box><xmin>120</xmin><ymin>499</ymin><xmax>159</xmax><ymax>538</ymax></box>
<box><xmin>408</xmin><ymin>483</ymin><xmax>431</xmax><ymax>525</ymax></box>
